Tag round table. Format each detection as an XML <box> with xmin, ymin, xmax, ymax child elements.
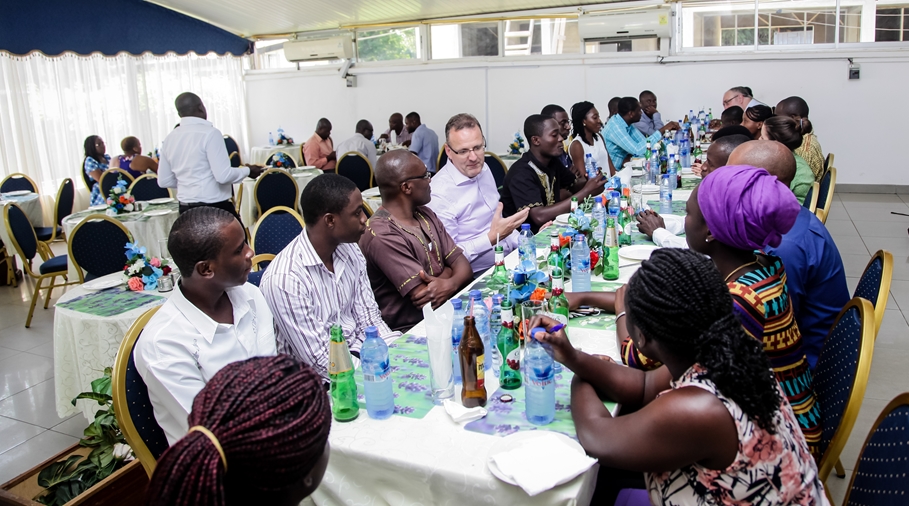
<box><xmin>62</xmin><ymin>202</ymin><xmax>179</xmax><ymax>280</ymax></box>
<box><xmin>236</xmin><ymin>169</ymin><xmax>321</xmax><ymax>228</ymax></box>
<box><xmin>0</xmin><ymin>194</ymin><xmax>46</xmax><ymax>268</ymax></box>
<box><xmin>54</xmin><ymin>272</ymin><xmax>174</xmax><ymax>420</ymax></box>
<box><xmin>249</xmin><ymin>145</ymin><xmax>306</xmax><ymax>166</ymax></box>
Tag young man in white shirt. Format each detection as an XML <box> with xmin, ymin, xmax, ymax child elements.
<box><xmin>135</xmin><ymin>207</ymin><xmax>277</xmax><ymax>445</ymax></box>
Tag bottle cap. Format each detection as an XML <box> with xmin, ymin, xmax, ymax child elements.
<box><xmin>452</xmin><ymin>299</ymin><xmax>463</xmax><ymax>310</ymax></box>
<box><xmin>594</xmin><ymin>196</ymin><xmax>602</xmax><ymax>203</ymax></box>
<box><xmin>492</xmin><ymin>294</ymin><xmax>504</xmax><ymax>304</ymax></box>
<box><xmin>521</xmin><ymin>224</ymin><xmax>530</xmax><ymax>231</ymax></box>
<box><xmin>365</xmin><ymin>325</ymin><xmax>379</xmax><ymax>338</ymax></box>
<box><xmin>530</xmin><ymin>327</ymin><xmax>547</xmax><ymax>341</ymax></box>
<box><xmin>611</xmin><ymin>191</ymin><xmax>620</xmax><ymax>198</ymax></box>
<box><xmin>494</xmin><ymin>244</ymin><xmax>503</xmax><ymax>252</ymax></box>
<box><xmin>469</xmin><ymin>289</ymin><xmax>482</xmax><ymax>300</ymax></box>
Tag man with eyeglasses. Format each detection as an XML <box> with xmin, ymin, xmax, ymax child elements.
<box><xmin>722</xmin><ymin>86</ymin><xmax>766</xmax><ymax>111</ymax></box>
<box><xmin>428</xmin><ymin>113</ymin><xmax>529</xmax><ymax>276</ymax></box>
<box><xmin>359</xmin><ymin>150</ymin><xmax>473</xmax><ymax>331</ymax></box>
<box><xmin>500</xmin><ymin>114</ymin><xmax>608</xmax><ymax>233</ymax></box>
<box><xmin>405</xmin><ymin>112</ymin><xmax>440</xmax><ymax>173</ymax></box>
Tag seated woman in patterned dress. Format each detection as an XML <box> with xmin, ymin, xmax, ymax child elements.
<box><xmin>620</xmin><ymin>165</ymin><xmax>822</xmax><ymax>459</ymax></box>
<box><xmin>83</xmin><ymin>135</ymin><xmax>110</xmax><ymax>206</ymax></box>
<box><xmin>532</xmin><ymin>247</ymin><xmax>828</xmax><ymax>506</ymax></box>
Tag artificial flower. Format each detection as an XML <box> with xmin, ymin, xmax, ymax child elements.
<box><xmin>124</xmin><ymin>242</ymin><xmax>147</xmax><ymax>260</ymax></box>
<box><xmin>127</xmin><ymin>277</ymin><xmax>144</xmax><ymax>291</ymax></box>
<box><xmin>149</xmin><ymin>257</ymin><xmax>161</xmax><ymax>268</ymax></box>
<box><xmin>141</xmin><ymin>274</ymin><xmax>158</xmax><ymax>291</ymax></box>
<box><xmin>112</xmin><ymin>443</ymin><xmax>134</xmax><ymax>461</ymax></box>
<box><xmin>123</xmin><ymin>203</ymin><xmax>133</xmax><ymax>212</ymax></box>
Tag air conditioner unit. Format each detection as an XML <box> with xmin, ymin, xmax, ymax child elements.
<box><xmin>284</xmin><ymin>36</ymin><xmax>353</xmax><ymax>62</ymax></box>
<box><xmin>578</xmin><ymin>8</ymin><xmax>671</xmax><ymax>41</ymax></box>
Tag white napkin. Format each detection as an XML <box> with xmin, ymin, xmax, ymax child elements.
<box><xmin>443</xmin><ymin>399</ymin><xmax>487</xmax><ymax>423</ymax></box>
<box><xmin>491</xmin><ymin>434</ymin><xmax>597</xmax><ymax>496</ymax></box>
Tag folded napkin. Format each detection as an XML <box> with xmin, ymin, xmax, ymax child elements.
<box><xmin>491</xmin><ymin>433</ymin><xmax>597</xmax><ymax>496</ymax></box>
<box><xmin>443</xmin><ymin>399</ymin><xmax>487</xmax><ymax>423</ymax></box>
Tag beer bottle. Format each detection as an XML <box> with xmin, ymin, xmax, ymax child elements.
<box><xmin>459</xmin><ymin>315</ymin><xmax>487</xmax><ymax>407</ymax></box>
<box><xmin>329</xmin><ymin>324</ymin><xmax>359</xmax><ymax>422</ymax></box>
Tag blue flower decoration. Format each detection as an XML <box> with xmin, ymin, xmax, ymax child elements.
<box><xmin>115</xmin><ymin>179</ymin><xmax>128</xmax><ymax>188</ymax></box>
<box><xmin>151</xmin><ymin>266</ymin><xmax>163</xmax><ymax>278</ymax></box>
<box><xmin>124</xmin><ymin>242</ymin><xmax>147</xmax><ymax>260</ymax></box>
<box><xmin>141</xmin><ymin>274</ymin><xmax>158</xmax><ymax>290</ymax></box>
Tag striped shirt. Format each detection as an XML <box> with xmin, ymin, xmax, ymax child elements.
<box><xmin>259</xmin><ymin>229</ymin><xmax>399</xmax><ymax>381</ymax></box>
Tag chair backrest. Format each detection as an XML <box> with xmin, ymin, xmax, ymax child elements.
<box><xmin>80</xmin><ymin>158</ymin><xmax>95</xmax><ymax>193</ymax></box>
<box><xmin>824</xmin><ymin>152</ymin><xmax>834</xmax><ymax>172</ymax></box>
<box><xmin>223</xmin><ymin>135</ymin><xmax>241</xmax><ymax>168</ymax></box>
<box><xmin>67</xmin><ymin>214</ymin><xmax>134</xmax><ymax>282</ymax></box>
<box><xmin>300</xmin><ymin>145</ymin><xmax>306</xmax><ymax>166</ymax></box>
<box><xmin>336</xmin><ymin>152</ymin><xmax>374</xmax><ymax>191</ymax></box>
<box><xmin>54</xmin><ymin>178</ymin><xmax>75</xmax><ymax>227</ymax></box>
<box><xmin>3</xmin><ymin>203</ymin><xmax>39</xmax><ymax>271</ymax></box>
<box><xmin>265</xmin><ymin>151</ymin><xmax>297</xmax><ymax>168</ymax></box>
<box><xmin>362</xmin><ymin>200</ymin><xmax>374</xmax><ymax>218</ymax></box>
<box><xmin>128</xmin><ymin>175</ymin><xmax>170</xmax><ymax>201</ymax></box>
<box><xmin>437</xmin><ymin>145</ymin><xmax>448</xmax><ymax>173</ymax></box>
<box><xmin>815</xmin><ymin>166</ymin><xmax>837</xmax><ymax>224</ymax></box>
<box><xmin>0</xmin><ymin>173</ymin><xmax>38</xmax><ymax>193</ymax></box>
<box><xmin>814</xmin><ymin>297</ymin><xmax>876</xmax><ymax>482</ymax></box>
<box><xmin>254</xmin><ymin>169</ymin><xmax>299</xmax><ymax>216</ymax></box>
<box><xmin>112</xmin><ymin>306</ymin><xmax>169</xmax><ymax>478</ymax></box>
<box><xmin>251</xmin><ymin>206</ymin><xmax>304</xmax><ymax>258</ymax></box>
<box><xmin>803</xmin><ymin>182</ymin><xmax>819</xmax><ymax>213</ymax></box>
<box><xmin>99</xmin><ymin>168</ymin><xmax>135</xmax><ymax>198</ymax></box>
<box><xmin>247</xmin><ymin>253</ymin><xmax>276</xmax><ymax>287</ymax></box>
<box><xmin>853</xmin><ymin>250</ymin><xmax>893</xmax><ymax>334</ymax></box>
<box><xmin>485</xmin><ymin>152</ymin><xmax>508</xmax><ymax>188</ymax></box>
<box><xmin>843</xmin><ymin>392</ymin><xmax>909</xmax><ymax>506</ymax></box>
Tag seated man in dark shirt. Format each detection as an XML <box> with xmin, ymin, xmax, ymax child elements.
<box><xmin>500</xmin><ymin>114</ymin><xmax>607</xmax><ymax>233</ymax></box>
<box><xmin>359</xmin><ymin>150</ymin><xmax>473</xmax><ymax>331</ymax></box>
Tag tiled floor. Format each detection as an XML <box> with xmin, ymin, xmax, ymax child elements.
<box><xmin>0</xmin><ymin>193</ymin><xmax>907</xmax><ymax>503</ymax></box>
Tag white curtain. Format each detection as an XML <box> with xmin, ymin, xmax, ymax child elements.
<box><xmin>0</xmin><ymin>51</ymin><xmax>250</xmax><ymax>212</ymax></box>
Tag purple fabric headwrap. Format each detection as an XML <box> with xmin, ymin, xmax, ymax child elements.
<box><xmin>697</xmin><ymin>165</ymin><xmax>800</xmax><ymax>250</ymax></box>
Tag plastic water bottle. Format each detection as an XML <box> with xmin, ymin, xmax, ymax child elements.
<box><xmin>361</xmin><ymin>326</ymin><xmax>394</xmax><ymax>420</ymax></box>
<box><xmin>451</xmin><ymin>299</ymin><xmax>465</xmax><ymax>383</ymax></box>
<box><xmin>584</xmin><ymin>153</ymin><xmax>597</xmax><ymax>180</ymax></box>
<box><xmin>469</xmin><ymin>290</ymin><xmax>493</xmax><ymax>371</ymax></box>
<box><xmin>490</xmin><ymin>294</ymin><xmax>504</xmax><ymax>378</ymax></box>
<box><xmin>591</xmin><ymin>196</ymin><xmax>605</xmax><ymax>245</ymax></box>
<box><xmin>570</xmin><ymin>234</ymin><xmax>591</xmax><ymax>292</ymax></box>
<box><xmin>649</xmin><ymin>148</ymin><xmax>661</xmax><ymax>185</ymax></box>
<box><xmin>660</xmin><ymin>174</ymin><xmax>673</xmax><ymax>215</ymax></box>
<box><xmin>607</xmin><ymin>191</ymin><xmax>621</xmax><ymax>216</ymax></box>
<box><xmin>518</xmin><ymin>224</ymin><xmax>536</xmax><ymax>267</ymax></box>
<box><xmin>268</xmin><ymin>132</ymin><xmax>275</xmax><ymax>146</ymax></box>
<box><xmin>667</xmin><ymin>154</ymin><xmax>678</xmax><ymax>191</ymax></box>
<box><xmin>680</xmin><ymin>137</ymin><xmax>691</xmax><ymax>169</ymax></box>
<box><xmin>525</xmin><ymin>327</ymin><xmax>555</xmax><ymax>425</ymax></box>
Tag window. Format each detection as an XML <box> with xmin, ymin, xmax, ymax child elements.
<box><xmin>502</xmin><ymin>18</ymin><xmax>581</xmax><ymax>55</ymax></box>
<box><xmin>430</xmin><ymin>22</ymin><xmax>500</xmax><ymax>59</ymax></box>
<box><xmin>876</xmin><ymin>5</ymin><xmax>909</xmax><ymax>41</ymax></box>
<box><xmin>356</xmin><ymin>27</ymin><xmax>421</xmax><ymax>62</ymax></box>
<box><xmin>254</xmin><ymin>39</ymin><xmax>297</xmax><ymax>69</ymax></box>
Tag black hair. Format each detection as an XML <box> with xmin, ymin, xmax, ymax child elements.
<box><xmin>625</xmin><ymin>248</ymin><xmax>782</xmax><ymax>433</ymax></box>
<box><xmin>83</xmin><ymin>135</ymin><xmax>104</xmax><ymax>163</ymax></box>
<box><xmin>523</xmin><ymin>114</ymin><xmax>552</xmax><ymax>141</ymax></box>
<box><xmin>762</xmin><ymin>116</ymin><xmax>803</xmax><ymax>151</ymax></box>
<box><xmin>617</xmin><ymin>97</ymin><xmax>639</xmax><ymax>117</ymax></box>
<box><xmin>300</xmin><ymin>173</ymin><xmax>358</xmax><ymax>226</ymax></box>
<box><xmin>405</xmin><ymin>112</ymin><xmax>420</xmax><ymax>122</ymax></box>
<box><xmin>711</xmin><ymin>125</ymin><xmax>752</xmax><ymax>142</ymax></box>
<box><xmin>607</xmin><ymin>97</ymin><xmax>620</xmax><ymax>113</ymax></box>
<box><xmin>712</xmin><ymin>134</ymin><xmax>752</xmax><ymax>158</ymax></box>
<box><xmin>776</xmin><ymin>97</ymin><xmax>813</xmax><ymax>134</ymax></box>
<box><xmin>541</xmin><ymin>104</ymin><xmax>566</xmax><ymax>117</ymax></box>
<box><xmin>721</xmin><ymin>106</ymin><xmax>744</xmax><ymax>127</ymax></box>
<box><xmin>316</xmin><ymin>118</ymin><xmax>331</xmax><ymax>130</ymax></box>
<box><xmin>355</xmin><ymin>119</ymin><xmax>372</xmax><ymax>134</ymax></box>
<box><xmin>121</xmin><ymin>136</ymin><xmax>140</xmax><ymax>154</ymax></box>
<box><xmin>570</xmin><ymin>101</ymin><xmax>598</xmax><ymax>145</ymax></box>
<box><xmin>639</xmin><ymin>90</ymin><xmax>655</xmax><ymax>100</ymax></box>
<box><xmin>729</xmin><ymin>86</ymin><xmax>754</xmax><ymax>98</ymax></box>
<box><xmin>168</xmin><ymin>207</ymin><xmax>238</xmax><ymax>277</ymax></box>
<box><xmin>745</xmin><ymin>104</ymin><xmax>774</xmax><ymax>124</ymax></box>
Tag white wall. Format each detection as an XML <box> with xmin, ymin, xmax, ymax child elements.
<box><xmin>245</xmin><ymin>54</ymin><xmax>909</xmax><ymax>186</ymax></box>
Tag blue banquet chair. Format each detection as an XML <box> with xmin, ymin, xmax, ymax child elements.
<box><xmin>336</xmin><ymin>152</ymin><xmax>374</xmax><ymax>191</ymax></box>
<box><xmin>815</xmin><ymin>166</ymin><xmax>837</xmax><ymax>224</ymax></box>
<box><xmin>852</xmin><ymin>249</ymin><xmax>893</xmax><ymax>335</ymax></box>
<box><xmin>484</xmin><ymin>152</ymin><xmax>508</xmax><ymax>188</ymax></box>
<box><xmin>247</xmin><ymin>254</ymin><xmax>276</xmax><ymax>287</ymax></box>
<box><xmin>842</xmin><ymin>392</ymin><xmax>909</xmax><ymax>506</ymax></box>
<box><xmin>265</xmin><ymin>151</ymin><xmax>297</xmax><ymax>169</ymax></box>
<box><xmin>35</xmin><ymin>178</ymin><xmax>74</xmax><ymax>244</ymax></box>
<box><xmin>436</xmin><ymin>145</ymin><xmax>448</xmax><ymax>175</ymax></box>
<box><xmin>67</xmin><ymin>214</ymin><xmax>134</xmax><ymax>282</ymax></box>
<box><xmin>112</xmin><ymin>306</ymin><xmax>170</xmax><ymax>478</ymax></box>
<box><xmin>3</xmin><ymin>203</ymin><xmax>72</xmax><ymax>327</ymax></box>
<box><xmin>128</xmin><ymin>174</ymin><xmax>171</xmax><ymax>201</ymax></box>
<box><xmin>0</xmin><ymin>173</ymin><xmax>39</xmax><ymax>193</ymax></box>
<box><xmin>224</xmin><ymin>135</ymin><xmax>242</xmax><ymax>168</ymax></box>
<box><xmin>251</xmin><ymin>206</ymin><xmax>304</xmax><ymax>264</ymax></box>
<box><xmin>802</xmin><ymin>182</ymin><xmax>818</xmax><ymax>213</ymax></box>
<box><xmin>99</xmin><ymin>168</ymin><xmax>135</xmax><ymax>198</ymax></box>
<box><xmin>254</xmin><ymin>169</ymin><xmax>299</xmax><ymax>216</ymax></box>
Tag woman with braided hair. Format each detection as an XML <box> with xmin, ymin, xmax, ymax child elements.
<box><xmin>531</xmin><ymin>247</ymin><xmax>827</xmax><ymax>505</ymax></box>
<box><xmin>145</xmin><ymin>354</ymin><xmax>331</xmax><ymax>506</ymax></box>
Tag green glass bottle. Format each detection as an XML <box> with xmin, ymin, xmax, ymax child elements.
<box><xmin>546</xmin><ymin>231</ymin><xmax>564</xmax><ymax>276</ymax></box>
<box><xmin>570</xmin><ymin>196</ymin><xmax>578</xmax><ymax>213</ymax></box>
<box><xmin>329</xmin><ymin>324</ymin><xmax>359</xmax><ymax>422</ymax></box>
<box><xmin>497</xmin><ymin>299</ymin><xmax>522</xmax><ymax>390</ymax></box>
<box><xmin>617</xmin><ymin>197</ymin><xmax>633</xmax><ymax>247</ymax></box>
<box><xmin>549</xmin><ymin>267</ymin><xmax>570</xmax><ymax>324</ymax></box>
<box><xmin>490</xmin><ymin>244</ymin><xmax>509</xmax><ymax>286</ymax></box>
<box><xmin>603</xmin><ymin>218</ymin><xmax>620</xmax><ymax>281</ymax></box>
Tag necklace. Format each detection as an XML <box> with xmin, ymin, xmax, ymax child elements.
<box><xmin>723</xmin><ymin>257</ymin><xmax>762</xmax><ymax>282</ymax></box>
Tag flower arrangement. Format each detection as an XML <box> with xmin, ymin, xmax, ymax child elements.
<box><xmin>105</xmin><ymin>178</ymin><xmax>135</xmax><ymax>216</ymax></box>
<box><xmin>507</xmin><ymin>132</ymin><xmax>525</xmax><ymax>155</ymax></box>
<box><xmin>270</xmin><ymin>151</ymin><xmax>292</xmax><ymax>168</ymax></box>
<box><xmin>566</xmin><ymin>207</ymin><xmax>606</xmax><ymax>276</ymax></box>
<box><xmin>275</xmin><ymin>127</ymin><xmax>294</xmax><ymax>145</ymax></box>
<box><xmin>123</xmin><ymin>242</ymin><xmax>171</xmax><ymax>291</ymax></box>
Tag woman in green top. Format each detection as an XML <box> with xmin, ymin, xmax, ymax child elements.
<box><xmin>761</xmin><ymin>116</ymin><xmax>814</xmax><ymax>204</ymax></box>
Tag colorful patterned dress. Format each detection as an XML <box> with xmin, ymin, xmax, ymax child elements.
<box><xmin>84</xmin><ymin>154</ymin><xmax>110</xmax><ymax>206</ymax></box>
<box><xmin>646</xmin><ymin>364</ymin><xmax>829</xmax><ymax>505</ymax></box>
<box><xmin>795</xmin><ymin>132</ymin><xmax>825</xmax><ymax>181</ymax></box>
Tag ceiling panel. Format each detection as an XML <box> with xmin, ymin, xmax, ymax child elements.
<box><xmin>148</xmin><ymin>0</ymin><xmax>607</xmax><ymax>37</ymax></box>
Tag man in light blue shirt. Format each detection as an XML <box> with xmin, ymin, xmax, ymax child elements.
<box><xmin>406</xmin><ymin>112</ymin><xmax>440</xmax><ymax>173</ymax></box>
<box><xmin>602</xmin><ymin>97</ymin><xmax>678</xmax><ymax>170</ymax></box>
<box><xmin>633</xmin><ymin>90</ymin><xmax>665</xmax><ymax>136</ymax></box>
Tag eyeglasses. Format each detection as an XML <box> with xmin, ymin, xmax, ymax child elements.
<box><xmin>402</xmin><ymin>171</ymin><xmax>432</xmax><ymax>183</ymax></box>
<box><xmin>722</xmin><ymin>94</ymin><xmax>742</xmax><ymax>107</ymax></box>
<box><xmin>449</xmin><ymin>137</ymin><xmax>487</xmax><ymax>157</ymax></box>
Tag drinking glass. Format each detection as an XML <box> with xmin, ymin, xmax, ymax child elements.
<box><xmin>157</xmin><ymin>238</ymin><xmax>170</xmax><ymax>262</ymax></box>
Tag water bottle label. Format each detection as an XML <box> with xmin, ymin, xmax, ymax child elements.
<box><xmin>476</xmin><ymin>355</ymin><xmax>485</xmax><ymax>388</ymax></box>
<box><xmin>328</xmin><ymin>342</ymin><xmax>353</xmax><ymax>374</ymax></box>
<box><xmin>527</xmin><ymin>376</ymin><xmax>554</xmax><ymax>387</ymax></box>
<box><xmin>363</xmin><ymin>366</ymin><xmax>390</xmax><ymax>382</ymax></box>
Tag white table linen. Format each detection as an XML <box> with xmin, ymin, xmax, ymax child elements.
<box><xmin>249</xmin><ymin>145</ymin><xmax>306</xmax><ymax>166</ymax></box>
<box><xmin>0</xmin><ymin>195</ymin><xmax>46</xmax><ymax>268</ymax></box>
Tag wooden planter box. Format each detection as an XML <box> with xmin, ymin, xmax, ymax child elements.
<box><xmin>0</xmin><ymin>444</ymin><xmax>147</xmax><ymax>506</ymax></box>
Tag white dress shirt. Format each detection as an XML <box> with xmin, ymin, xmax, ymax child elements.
<box><xmin>650</xmin><ymin>217</ymin><xmax>688</xmax><ymax>248</ymax></box>
<box><xmin>135</xmin><ymin>282</ymin><xmax>277</xmax><ymax>445</ymax></box>
<box><xmin>335</xmin><ymin>132</ymin><xmax>378</xmax><ymax>168</ymax></box>
<box><xmin>157</xmin><ymin>116</ymin><xmax>250</xmax><ymax>204</ymax></box>
<box><xmin>428</xmin><ymin>161</ymin><xmax>518</xmax><ymax>274</ymax></box>
<box><xmin>259</xmin><ymin>229</ymin><xmax>399</xmax><ymax>381</ymax></box>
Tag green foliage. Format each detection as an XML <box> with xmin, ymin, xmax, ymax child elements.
<box><xmin>357</xmin><ymin>28</ymin><xmax>418</xmax><ymax>62</ymax></box>
<box><xmin>37</xmin><ymin>368</ymin><xmax>127</xmax><ymax>506</ymax></box>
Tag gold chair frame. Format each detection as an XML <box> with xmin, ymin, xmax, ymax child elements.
<box><xmin>805</xmin><ymin>182</ymin><xmax>819</xmax><ymax>214</ymax></box>
<box><xmin>437</xmin><ymin>144</ymin><xmax>447</xmax><ymax>172</ymax></box>
<box><xmin>362</xmin><ymin>200</ymin><xmax>374</xmax><ymax>218</ymax></box>
<box><xmin>857</xmin><ymin>249</ymin><xmax>893</xmax><ymax>335</ymax></box>
<box><xmin>815</xmin><ymin>166</ymin><xmax>837</xmax><ymax>224</ymax></box>
<box><xmin>251</xmin><ymin>253</ymin><xmax>275</xmax><ymax>272</ymax></box>
<box><xmin>66</xmin><ymin>214</ymin><xmax>134</xmax><ymax>283</ymax></box>
<box><xmin>817</xmin><ymin>298</ymin><xmax>876</xmax><ymax>496</ymax></box>
<box><xmin>128</xmin><ymin>174</ymin><xmax>174</xmax><ymax>199</ymax></box>
<box><xmin>250</xmin><ymin>206</ymin><xmax>304</xmax><ymax>255</ymax></box>
<box><xmin>99</xmin><ymin>168</ymin><xmax>136</xmax><ymax>196</ymax></box>
<box><xmin>0</xmin><ymin>172</ymin><xmax>39</xmax><ymax>193</ymax></box>
<box><xmin>3</xmin><ymin>203</ymin><xmax>76</xmax><ymax>327</ymax></box>
<box><xmin>300</xmin><ymin>145</ymin><xmax>306</xmax><ymax>166</ymax></box>
<box><xmin>824</xmin><ymin>152</ymin><xmax>834</xmax><ymax>172</ymax></box>
<box><xmin>234</xmin><ymin>183</ymin><xmax>243</xmax><ymax>214</ymax></box>
<box><xmin>485</xmin><ymin>151</ymin><xmax>510</xmax><ymax>174</ymax></box>
<box><xmin>336</xmin><ymin>151</ymin><xmax>375</xmax><ymax>189</ymax></box>
<box><xmin>266</xmin><ymin>150</ymin><xmax>297</xmax><ymax>168</ymax></box>
<box><xmin>253</xmin><ymin>169</ymin><xmax>300</xmax><ymax>217</ymax></box>
<box><xmin>112</xmin><ymin>306</ymin><xmax>162</xmax><ymax>478</ymax></box>
<box><xmin>38</xmin><ymin>178</ymin><xmax>74</xmax><ymax>245</ymax></box>
<box><xmin>841</xmin><ymin>392</ymin><xmax>909</xmax><ymax>505</ymax></box>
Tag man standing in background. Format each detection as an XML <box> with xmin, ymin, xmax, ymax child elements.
<box><xmin>304</xmin><ymin>118</ymin><xmax>337</xmax><ymax>172</ymax></box>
